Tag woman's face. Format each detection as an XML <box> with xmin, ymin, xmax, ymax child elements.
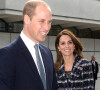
<box><xmin>58</xmin><ymin>35</ymin><xmax>75</xmax><ymax>57</ymax></box>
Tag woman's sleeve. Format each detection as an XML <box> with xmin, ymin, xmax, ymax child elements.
<box><xmin>82</xmin><ymin>61</ymin><xmax>94</xmax><ymax>90</ymax></box>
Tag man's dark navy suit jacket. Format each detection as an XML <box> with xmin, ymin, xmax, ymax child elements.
<box><xmin>0</xmin><ymin>36</ymin><xmax>57</xmax><ymax>90</ymax></box>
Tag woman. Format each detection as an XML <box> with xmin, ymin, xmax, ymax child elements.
<box><xmin>55</xmin><ymin>29</ymin><xmax>94</xmax><ymax>90</ymax></box>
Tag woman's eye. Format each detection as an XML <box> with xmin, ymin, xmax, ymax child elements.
<box><xmin>68</xmin><ymin>41</ymin><xmax>73</xmax><ymax>44</ymax></box>
<box><xmin>69</xmin><ymin>41</ymin><xmax>72</xmax><ymax>43</ymax></box>
<box><xmin>61</xmin><ymin>42</ymin><xmax>65</xmax><ymax>45</ymax></box>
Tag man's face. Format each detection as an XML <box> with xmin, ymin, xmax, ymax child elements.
<box><xmin>92</xmin><ymin>56</ymin><xmax>96</xmax><ymax>61</ymax></box>
<box><xmin>24</xmin><ymin>5</ymin><xmax>52</xmax><ymax>43</ymax></box>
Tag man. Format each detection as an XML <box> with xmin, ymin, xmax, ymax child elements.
<box><xmin>91</xmin><ymin>55</ymin><xmax>99</xmax><ymax>89</ymax></box>
<box><xmin>0</xmin><ymin>0</ymin><xmax>57</xmax><ymax>90</ymax></box>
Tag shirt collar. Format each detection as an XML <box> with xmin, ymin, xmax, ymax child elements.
<box><xmin>20</xmin><ymin>31</ymin><xmax>39</xmax><ymax>49</ymax></box>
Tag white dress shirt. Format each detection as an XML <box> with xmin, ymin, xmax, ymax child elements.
<box><xmin>20</xmin><ymin>32</ymin><xmax>46</xmax><ymax>76</ymax></box>
<box><xmin>92</xmin><ymin>61</ymin><xmax>95</xmax><ymax>66</ymax></box>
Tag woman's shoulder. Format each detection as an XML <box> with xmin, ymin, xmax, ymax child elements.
<box><xmin>81</xmin><ymin>58</ymin><xmax>91</xmax><ymax>64</ymax></box>
<box><xmin>79</xmin><ymin>58</ymin><xmax>92</xmax><ymax>69</ymax></box>
<box><xmin>74</xmin><ymin>55</ymin><xmax>92</xmax><ymax>67</ymax></box>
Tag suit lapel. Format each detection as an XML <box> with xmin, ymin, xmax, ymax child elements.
<box><xmin>16</xmin><ymin>36</ymin><xmax>40</xmax><ymax>78</ymax></box>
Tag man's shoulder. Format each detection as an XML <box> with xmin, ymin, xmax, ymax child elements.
<box><xmin>95</xmin><ymin>61</ymin><xmax>99</xmax><ymax>64</ymax></box>
<box><xmin>0</xmin><ymin>36</ymin><xmax>21</xmax><ymax>54</ymax></box>
<box><xmin>39</xmin><ymin>43</ymin><xmax>49</xmax><ymax>49</ymax></box>
<box><xmin>39</xmin><ymin>43</ymin><xmax>52</xmax><ymax>55</ymax></box>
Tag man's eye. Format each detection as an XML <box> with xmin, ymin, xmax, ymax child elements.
<box><xmin>40</xmin><ymin>21</ymin><xmax>44</xmax><ymax>23</ymax></box>
<box><xmin>48</xmin><ymin>21</ymin><xmax>52</xmax><ymax>24</ymax></box>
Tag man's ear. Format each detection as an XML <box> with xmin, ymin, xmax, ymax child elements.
<box><xmin>24</xmin><ymin>14</ymin><xmax>30</xmax><ymax>24</ymax></box>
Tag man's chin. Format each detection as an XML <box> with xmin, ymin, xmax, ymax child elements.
<box><xmin>40</xmin><ymin>38</ymin><xmax>46</xmax><ymax>42</ymax></box>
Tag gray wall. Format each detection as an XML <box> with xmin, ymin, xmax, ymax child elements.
<box><xmin>0</xmin><ymin>0</ymin><xmax>100</xmax><ymax>89</ymax></box>
<box><xmin>1</xmin><ymin>0</ymin><xmax>100</xmax><ymax>24</ymax></box>
<box><xmin>46</xmin><ymin>0</ymin><xmax>100</xmax><ymax>23</ymax></box>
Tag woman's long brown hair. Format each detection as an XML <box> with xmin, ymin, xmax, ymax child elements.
<box><xmin>55</xmin><ymin>29</ymin><xmax>84</xmax><ymax>72</ymax></box>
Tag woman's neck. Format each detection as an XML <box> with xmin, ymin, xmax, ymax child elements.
<box><xmin>63</xmin><ymin>55</ymin><xmax>75</xmax><ymax>71</ymax></box>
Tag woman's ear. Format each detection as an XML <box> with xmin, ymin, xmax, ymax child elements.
<box><xmin>74</xmin><ymin>45</ymin><xmax>75</xmax><ymax>50</ymax></box>
<box><xmin>57</xmin><ymin>45</ymin><xmax>60</xmax><ymax>51</ymax></box>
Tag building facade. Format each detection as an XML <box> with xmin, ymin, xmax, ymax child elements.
<box><xmin>0</xmin><ymin>0</ymin><xmax>100</xmax><ymax>89</ymax></box>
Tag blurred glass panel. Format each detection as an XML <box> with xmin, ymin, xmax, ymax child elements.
<box><xmin>0</xmin><ymin>20</ymin><xmax>100</xmax><ymax>39</ymax></box>
<box><xmin>0</xmin><ymin>19</ymin><xmax>6</xmax><ymax>31</ymax></box>
<box><xmin>78</xmin><ymin>28</ymin><xmax>92</xmax><ymax>38</ymax></box>
<box><xmin>8</xmin><ymin>21</ymin><xmax>23</xmax><ymax>33</ymax></box>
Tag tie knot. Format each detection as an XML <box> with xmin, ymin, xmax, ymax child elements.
<box><xmin>34</xmin><ymin>44</ymin><xmax>39</xmax><ymax>50</ymax></box>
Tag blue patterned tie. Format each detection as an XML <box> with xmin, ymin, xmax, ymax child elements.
<box><xmin>34</xmin><ymin>44</ymin><xmax>47</xmax><ymax>90</ymax></box>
